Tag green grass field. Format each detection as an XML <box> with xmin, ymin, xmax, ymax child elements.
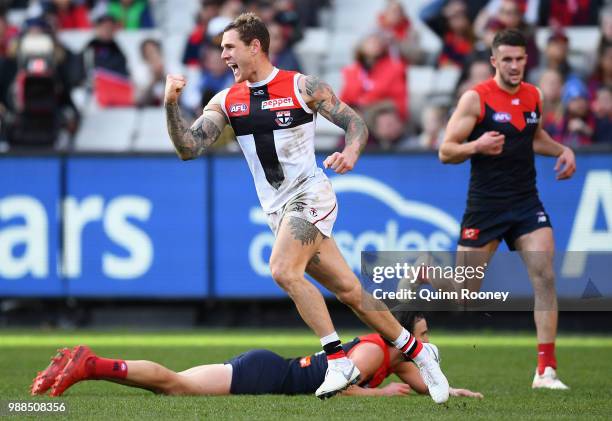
<box><xmin>1</xmin><ymin>330</ymin><xmax>611</xmax><ymax>420</ymax></box>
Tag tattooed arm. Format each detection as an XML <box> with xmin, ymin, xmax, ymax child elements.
<box><xmin>298</xmin><ymin>74</ymin><xmax>368</xmax><ymax>174</ymax></box>
<box><xmin>164</xmin><ymin>74</ymin><xmax>227</xmax><ymax>161</ymax></box>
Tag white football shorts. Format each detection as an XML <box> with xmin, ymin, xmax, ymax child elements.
<box><xmin>266</xmin><ymin>179</ymin><xmax>338</xmax><ymax>238</ymax></box>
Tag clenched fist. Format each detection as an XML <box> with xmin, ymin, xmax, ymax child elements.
<box><xmin>475</xmin><ymin>131</ymin><xmax>505</xmax><ymax>156</ymax></box>
<box><xmin>164</xmin><ymin>74</ymin><xmax>186</xmax><ymax>104</ymax></box>
<box><xmin>323</xmin><ymin>149</ymin><xmax>359</xmax><ymax>174</ymax></box>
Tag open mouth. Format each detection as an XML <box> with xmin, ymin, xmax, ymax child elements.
<box><xmin>228</xmin><ymin>63</ymin><xmax>239</xmax><ymax>76</ymax></box>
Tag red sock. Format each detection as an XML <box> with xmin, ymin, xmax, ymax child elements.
<box><xmin>326</xmin><ymin>349</ymin><xmax>346</xmax><ymax>361</ymax></box>
<box><xmin>537</xmin><ymin>343</ymin><xmax>557</xmax><ymax>375</ymax></box>
<box><xmin>86</xmin><ymin>356</ymin><xmax>128</xmax><ymax>379</ymax></box>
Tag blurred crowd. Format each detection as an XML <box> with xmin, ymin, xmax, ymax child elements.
<box><xmin>0</xmin><ymin>0</ymin><xmax>610</xmax><ymax>151</ymax></box>
<box><xmin>339</xmin><ymin>0</ymin><xmax>612</xmax><ymax>151</ymax></box>
<box><xmin>0</xmin><ymin>0</ymin><xmax>324</xmax><ymax>148</ymax></box>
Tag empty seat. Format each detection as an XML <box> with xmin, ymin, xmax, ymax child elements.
<box><xmin>57</xmin><ymin>30</ymin><xmax>93</xmax><ymax>54</ymax></box>
<box><xmin>74</xmin><ymin>108</ymin><xmax>137</xmax><ymax>151</ymax></box>
<box><xmin>331</xmin><ymin>0</ymin><xmax>385</xmax><ymax>31</ymax></box>
<box><xmin>324</xmin><ymin>32</ymin><xmax>362</xmax><ymax>70</ymax></box>
<box><xmin>433</xmin><ymin>66</ymin><xmax>461</xmax><ymax>95</ymax></box>
<box><xmin>162</xmin><ymin>32</ymin><xmax>188</xmax><ymax>74</ymax></box>
<box><xmin>409</xmin><ymin>65</ymin><xmax>436</xmax><ymax>95</ymax></box>
<box><xmin>295</xmin><ymin>28</ymin><xmax>330</xmax><ymax>76</ymax></box>
<box><xmin>132</xmin><ymin>107</ymin><xmax>174</xmax><ymax>152</ymax></box>
<box><xmin>322</xmin><ymin>70</ymin><xmax>343</xmax><ymax>93</ymax></box>
<box><xmin>408</xmin><ymin>66</ymin><xmax>436</xmax><ymax>124</ymax></box>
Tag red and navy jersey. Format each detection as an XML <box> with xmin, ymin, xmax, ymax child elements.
<box><xmin>466</xmin><ymin>79</ymin><xmax>542</xmax><ymax>211</ymax></box>
<box><xmin>219</xmin><ymin>67</ymin><xmax>325</xmax><ymax>213</ymax></box>
<box><xmin>346</xmin><ymin>333</ymin><xmax>393</xmax><ymax>388</ymax></box>
<box><xmin>282</xmin><ymin>334</ymin><xmax>393</xmax><ymax>394</ymax></box>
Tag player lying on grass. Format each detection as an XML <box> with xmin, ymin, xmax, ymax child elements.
<box><xmin>31</xmin><ymin>312</ymin><xmax>482</xmax><ymax>399</ymax></box>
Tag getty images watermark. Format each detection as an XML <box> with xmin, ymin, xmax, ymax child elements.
<box><xmin>360</xmin><ymin>251</ymin><xmax>611</xmax><ymax>311</ymax></box>
<box><xmin>370</xmin><ymin>261</ymin><xmax>512</xmax><ymax>303</ymax></box>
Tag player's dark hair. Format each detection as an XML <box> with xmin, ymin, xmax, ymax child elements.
<box><xmin>393</xmin><ymin>311</ymin><xmax>426</xmax><ymax>334</ymax></box>
<box><xmin>492</xmin><ymin>29</ymin><xmax>527</xmax><ymax>51</ymax></box>
<box><xmin>223</xmin><ymin>12</ymin><xmax>270</xmax><ymax>55</ymax></box>
<box><xmin>382</xmin><ymin>311</ymin><xmax>426</xmax><ymax>346</ymax></box>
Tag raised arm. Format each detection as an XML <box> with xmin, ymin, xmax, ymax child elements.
<box><xmin>439</xmin><ymin>90</ymin><xmax>505</xmax><ymax>164</ymax></box>
<box><xmin>298</xmin><ymin>74</ymin><xmax>368</xmax><ymax>174</ymax></box>
<box><xmin>533</xmin><ymin>88</ymin><xmax>576</xmax><ymax>180</ymax></box>
<box><xmin>164</xmin><ymin>74</ymin><xmax>227</xmax><ymax>161</ymax></box>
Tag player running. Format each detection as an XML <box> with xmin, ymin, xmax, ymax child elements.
<box><xmin>31</xmin><ymin>312</ymin><xmax>481</xmax><ymax>399</ymax></box>
<box><xmin>163</xmin><ymin>13</ymin><xmax>448</xmax><ymax>401</ymax></box>
<box><xmin>439</xmin><ymin>29</ymin><xmax>576</xmax><ymax>389</ymax></box>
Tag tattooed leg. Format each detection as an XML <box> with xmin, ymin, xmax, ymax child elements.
<box><xmin>268</xmin><ymin>214</ymin><xmax>334</xmax><ymax>337</ymax></box>
<box><xmin>288</xmin><ymin>216</ymin><xmax>320</xmax><ymax>246</ymax></box>
<box><xmin>308</xmin><ymin>251</ymin><xmax>321</xmax><ymax>267</ymax></box>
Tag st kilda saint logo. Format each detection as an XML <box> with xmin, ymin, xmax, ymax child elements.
<box><xmin>275</xmin><ymin>110</ymin><xmax>293</xmax><ymax>127</ymax></box>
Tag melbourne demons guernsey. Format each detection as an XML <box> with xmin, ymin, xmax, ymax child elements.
<box><xmin>219</xmin><ymin>67</ymin><xmax>326</xmax><ymax>213</ymax></box>
<box><xmin>466</xmin><ymin>79</ymin><xmax>542</xmax><ymax>211</ymax></box>
<box><xmin>282</xmin><ymin>334</ymin><xmax>393</xmax><ymax>394</ymax></box>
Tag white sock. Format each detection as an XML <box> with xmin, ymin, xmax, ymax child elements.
<box><xmin>320</xmin><ymin>331</ymin><xmax>340</xmax><ymax>347</ymax></box>
<box><xmin>393</xmin><ymin>328</ymin><xmax>422</xmax><ymax>359</ymax></box>
<box><xmin>320</xmin><ymin>332</ymin><xmax>349</xmax><ymax>366</ymax></box>
<box><xmin>392</xmin><ymin>328</ymin><xmax>412</xmax><ymax>350</ymax></box>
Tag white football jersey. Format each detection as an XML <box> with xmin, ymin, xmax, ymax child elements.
<box><xmin>219</xmin><ymin>67</ymin><xmax>327</xmax><ymax>213</ymax></box>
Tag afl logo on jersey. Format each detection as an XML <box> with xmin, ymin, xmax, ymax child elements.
<box><xmin>275</xmin><ymin>110</ymin><xmax>293</xmax><ymax>127</ymax></box>
<box><xmin>229</xmin><ymin>103</ymin><xmax>249</xmax><ymax>116</ymax></box>
<box><xmin>492</xmin><ymin>112</ymin><xmax>512</xmax><ymax>123</ymax></box>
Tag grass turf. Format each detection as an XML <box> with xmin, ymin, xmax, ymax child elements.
<box><xmin>1</xmin><ymin>330</ymin><xmax>611</xmax><ymax>420</ymax></box>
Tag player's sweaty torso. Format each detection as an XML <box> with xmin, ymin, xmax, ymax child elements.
<box><xmin>466</xmin><ymin>79</ymin><xmax>542</xmax><ymax>211</ymax></box>
<box><xmin>220</xmin><ymin>68</ymin><xmax>326</xmax><ymax>213</ymax></box>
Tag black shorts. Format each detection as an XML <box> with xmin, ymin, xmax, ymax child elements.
<box><xmin>226</xmin><ymin>349</ymin><xmax>291</xmax><ymax>395</ymax></box>
<box><xmin>458</xmin><ymin>200</ymin><xmax>552</xmax><ymax>250</ymax></box>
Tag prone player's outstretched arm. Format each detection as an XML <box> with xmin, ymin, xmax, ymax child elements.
<box><xmin>164</xmin><ymin>74</ymin><xmax>227</xmax><ymax>161</ymax></box>
<box><xmin>439</xmin><ymin>90</ymin><xmax>504</xmax><ymax>164</ymax></box>
<box><xmin>393</xmin><ymin>360</ymin><xmax>484</xmax><ymax>399</ymax></box>
<box><xmin>533</xmin><ymin>88</ymin><xmax>576</xmax><ymax>180</ymax></box>
<box><xmin>298</xmin><ymin>74</ymin><xmax>368</xmax><ymax>174</ymax></box>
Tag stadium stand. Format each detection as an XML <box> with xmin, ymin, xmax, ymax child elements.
<box><xmin>131</xmin><ymin>107</ymin><xmax>174</xmax><ymax>151</ymax></box>
<box><xmin>0</xmin><ymin>0</ymin><xmax>608</xmax><ymax>152</ymax></box>
<box><xmin>74</xmin><ymin>106</ymin><xmax>138</xmax><ymax>151</ymax></box>
<box><xmin>58</xmin><ymin>29</ymin><xmax>163</xmax><ymax>76</ymax></box>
